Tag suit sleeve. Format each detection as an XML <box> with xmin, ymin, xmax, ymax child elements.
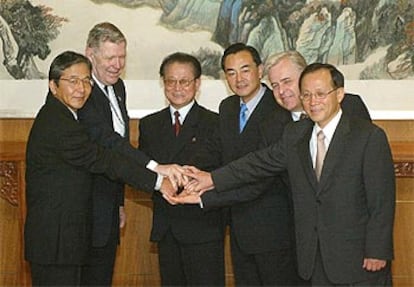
<box><xmin>78</xmin><ymin>97</ymin><xmax>152</xmax><ymax>166</ymax></box>
<box><xmin>212</xmin><ymin>139</ymin><xmax>288</xmax><ymax>193</ymax></box>
<box><xmin>363</xmin><ymin>127</ymin><xmax>395</xmax><ymax>259</ymax></box>
<box><xmin>58</xmin><ymin>119</ymin><xmax>157</xmax><ymax>193</ymax></box>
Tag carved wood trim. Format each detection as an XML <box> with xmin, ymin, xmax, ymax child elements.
<box><xmin>394</xmin><ymin>161</ymin><xmax>414</xmax><ymax>178</ymax></box>
<box><xmin>0</xmin><ymin>161</ymin><xmax>19</xmax><ymax>206</ymax></box>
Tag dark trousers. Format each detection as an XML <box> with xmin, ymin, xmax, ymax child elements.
<box><xmin>30</xmin><ymin>262</ymin><xmax>82</xmax><ymax>286</ymax></box>
<box><xmin>157</xmin><ymin>230</ymin><xmax>225</xmax><ymax>286</ymax></box>
<box><xmin>81</xmin><ymin>208</ymin><xmax>119</xmax><ymax>286</ymax></box>
<box><xmin>230</xmin><ymin>231</ymin><xmax>305</xmax><ymax>286</ymax></box>
<box><xmin>312</xmin><ymin>244</ymin><xmax>392</xmax><ymax>286</ymax></box>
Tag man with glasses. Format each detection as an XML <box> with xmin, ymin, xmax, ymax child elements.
<box><xmin>138</xmin><ymin>52</ymin><xmax>225</xmax><ymax>286</ymax></box>
<box><xmin>175</xmin><ymin>63</ymin><xmax>395</xmax><ymax>286</ymax></box>
<box><xmin>77</xmin><ymin>22</ymin><xmax>185</xmax><ymax>286</ymax></box>
<box><xmin>24</xmin><ymin>51</ymin><xmax>175</xmax><ymax>286</ymax></box>
<box><xmin>264</xmin><ymin>50</ymin><xmax>371</xmax><ymax>122</ymax></box>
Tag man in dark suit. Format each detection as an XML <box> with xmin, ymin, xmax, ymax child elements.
<box><xmin>138</xmin><ymin>52</ymin><xmax>225</xmax><ymax>286</ymax></box>
<box><xmin>194</xmin><ymin>43</ymin><xmax>301</xmax><ymax>286</ymax></box>
<box><xmin>25</xmin><ymin>51</ymin><xmax>174</xmax><ymax>286</ymax></box>
<box><xmin>77</xmin><ymin>22</ymin><xmax>184</xmax><ymax>286</ymax></box>
<box><xmin>264</xmin><ymin>50</ymin><xmax>371</xmax><ymax>122</ymax></box>
<box><xmin>174</xmin><ymin>63</ymin><xmax>395</xmax><ymax>286</ymax></box>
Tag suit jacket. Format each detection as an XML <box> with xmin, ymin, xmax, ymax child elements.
<box><xmin>25</xmin><ymin>93</ymin><xmax>156</xmax><ymax>265</ymax></box>
<box><xmin>202</xmin><ymin>85</ymin><xmax>294</xmax><ymax>254</ymax></box>
<box><xmin>139</xmin><ymin>102</ymin><xmax>225</xmax><ymax>244</ymax></box>
<box><xmin>341</xmin><ymin>93</ymin><xmax>371</xmax><ymax>121</ymax></box>
<box><xmin>211</xmin><ymin>114</ymin><xmax>395</xmax><ymax>283</ymax></box>
<box><xmin>78</xmin><ymin>79</ymin><xmax>149</xmax><ymax>247</ymax></box>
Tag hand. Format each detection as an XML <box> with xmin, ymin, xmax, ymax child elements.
<box><xmin>155</xmin><ymin>164</ymin><xmax>188</xmax><ymax>189</ymax></box>
<box><xmin>159</xmin><ymin>177</ymin><xmax>177</xmax><ymax>197</ymax></box>
<box><xmin>183</xmin><ymin>166</ymin><xmax>214</xmax><ymax>194</ymax></box>
<box><xmin>163</xmin><ymin>191</ymin><xmax>202</xmax><ymax>205</ymax></box>
<box><xmin>362</xmin><ymin>258</ymin><xmax>387</xmax><ymax>272</ymax></box>
<box><xmin>119</xmin><ymin>206</ymin><xmax>126</xmax><ymax>228</ymax></box>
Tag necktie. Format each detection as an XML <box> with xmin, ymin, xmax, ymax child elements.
<box><xmin>300</xmin><ymin>112</ymin><xmax>308</xmax><ymax>120</ymax></box>
<box><xmin>239</xmin><ymin>103</ymin><xmax>248</xmax><ymax>133</ymax></box>
<box><xmin>315</xmin><ymin>130</ymin><xmax>326</xmax><ymax>181</ymax></box>
<box><xmin>174</xmin><ymin>111</ymin><xmax>181</xmax><ymax>136</ymax></box>
<box><xmin>104</xmin><ymin>85</ymin><xmax>125</xmax><ymax>137</ymax></box>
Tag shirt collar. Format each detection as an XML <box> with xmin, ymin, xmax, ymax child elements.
<box><xmin>170</xmin><ymin>100</ymin><xmax>195</xmax><ymax>123</ymax></box>
<box><xmin>92</xmin><ymin>75</ymin><xmax>106</xmax><ymax>92</ymax></box>
<box><xmin>240</xmin><ymin>85</ymin><xmax>266</xmax><ymax>112</ymax></box>
<box><xmin>313</xmin><ymin>109</ymin><xmax>343</xmax><ymax>143</ymax></box>
<box><xmin>292</xmin><ymin>110</ymin><xmax>304</xmax><ymax>121</ymax></box>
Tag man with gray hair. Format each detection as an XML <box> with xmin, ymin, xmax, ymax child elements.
<box><xmin>78</xmin><ymin>22</ymin><xmax>184</xmax><ymax>286</ymax></box>
<box><xmin>264</xmin><ymin>50</ymin><xmax>371</xmax><ymax>122</ymax></box>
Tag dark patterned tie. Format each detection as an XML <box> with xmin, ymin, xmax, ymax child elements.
<box><xmin>300</xmin><ymin>112</ymin><xmax>308</xmax><ymax>120</ymax></box>
<box><xmin>174</xmin><ymin>111</ymin><xmax>181</xmax><ymax>136</ymax></box>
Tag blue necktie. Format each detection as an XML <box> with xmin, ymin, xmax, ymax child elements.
<box><xmin>239</xmin><ymin>103</ymin><xmax>248</xmax><ymax>133</ymax></box>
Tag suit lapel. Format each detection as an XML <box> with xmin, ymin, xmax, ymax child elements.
<box><xmin>168</xmin><ymin>103</ymin><xmax>201</xmax><ymax>161</ymax></box>
<box><xmin>318</xmin><ymin>116</ymin><xmax>351</xmax><ymax>189</ymax></box>
<box><xmin>240</xmin><ymin>87</ymin><xmax>273</xmax><ymax>136</ymax></box>
<box><xmin>296</xmin><ymin>123</ymin><xmax>318</xmax><ymax>190</ymax></box>
<box><xmin>93</xmin><ymin>87</ymin><xmax>113</xmax><ymax>127</ymax></box>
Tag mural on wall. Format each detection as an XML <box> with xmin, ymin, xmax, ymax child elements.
<box><xmin>1</xmin><ymin>0</ymin><xmax>413</xmax><ymax>80</ymax></box>
<box><xmin>0</xmin><ymin>0</ymin><xmax>67</xmax><ymax>79</ymax></box>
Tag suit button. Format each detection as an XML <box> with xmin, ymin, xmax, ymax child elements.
<box><xmin>316</xmin><ymin>199</ymin><xmax>321</xmax><ymax>205</ymax></box>
<box><xmin>314</xmin><ymin>226</ymin><xmax>317</xmax><ymax>232</ymax></box>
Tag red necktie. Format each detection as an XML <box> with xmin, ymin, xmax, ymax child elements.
<box><xmin>174</xmin><ymin>111</ymin><xmax>181</xmax><ymax>136</ymax></box>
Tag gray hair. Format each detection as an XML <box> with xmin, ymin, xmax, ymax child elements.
<box><xmin>264</xmin><ymin>50</ymin><xmax>307</xmax><ymax>77</ymax></box>
<box><xmin>86</xmin><ymin>22</ymin><xmax>126</xmax><ymax>49</ymax></box>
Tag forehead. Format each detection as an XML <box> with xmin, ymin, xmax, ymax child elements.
<box><xmin>224</xmin><ymin>50</ymin><xmax>254</xmax><ymax>68</ymax></box>
<box><xmin>96</xmin><ymin>41</ymin><xmax>126</xmax><ymax>55</ymax></box>
<box><xmin>269</xmin><ymin>58</ymin><xmax>300</xmax><ymax>80</ymax></box>
<box><xmin>61</xmin><ymin>62</ymin><xmax>91</xmax><ymax>76</ymax></box>
<box><xmin>301</xmin><ymin>69</ymin><xmax>332</xmax><ymax>87</ymax></box>
<box><xmin>164</xmin><ymin>62</ymin><xmax>195</xmax><ymax>76</ymax></box>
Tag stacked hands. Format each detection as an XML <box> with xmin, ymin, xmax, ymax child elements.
<box><xmin>156</xmin><ymin>165</ymin><xmax>213</xmax><ymax>205</ymax></box>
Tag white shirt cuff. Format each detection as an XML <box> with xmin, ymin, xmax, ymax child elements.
<box><xmin>146</xmin><ymin>160</ymin><xmax>158</xmax><ymax>172</ymax></box>
<box><xmin>154</xmin><ymin>174</ymin><xmax>163</xmax><ymax>190</ymax></box>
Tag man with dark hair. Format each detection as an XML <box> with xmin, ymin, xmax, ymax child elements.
<box><xmin>175</xmin><ymin>63</ymin><xmax>395</xmax><ymax>286</ymax></box>
<box><xmin>24</xmin><ymin>51</ymin><xmax>174</xmax><ymax>286</ymax></box>
<box><xmin>181</xmin><ymin>43</ymin><xmax>300</xmax><ymax>286</ymax></box>
<box><xmin>139</xmin><ymin>52</ymin><xmax>225</xmax><ymax>286</ymax></box>
<box><xmin>78</xmin><ymin>22</ymin><xmax>184</xmax><ymax>286</ymax></box>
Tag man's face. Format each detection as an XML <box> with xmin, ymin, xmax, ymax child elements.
<box><xmin>223</xmin><ymin>50</ymin><xmax>263</xmax><ymax>103</ymax></box>
<box><xmin>301</xmin><ymin>69</ymin><xmax>344</xmax><ymax>128</ymax></box>
<box><xmin>86</xmin><ymin>40</ymin><xmax>126</xmax><ymax>85</ymax></box>
<box><xmin>268</xmin><ymin>58</ymin><xmax>302</xmax><ymax>112</ymax></box>
<box><xmin>49</xmin><ymin>63</ymin><xmax>92</xmax><ymax>111</ymax></box>
<box><xmin>163</xmin><ymin>62</ymin><xmax>200</xmax><ymax>109</ymax></box>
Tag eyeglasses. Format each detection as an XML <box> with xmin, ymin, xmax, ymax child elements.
<box><xmin>60</xmin><ymin>77</ymin><xmax>94</xmax><ymax>87</ymax></box>
<box><xmin>300</xmin><ymin>87</ymin><xmax>339</xmax><ymax>102</ymax></box>
<box><xmin>163</xmin><ymin>78</ymin><xmax>195</xmax><ymax>89</ymax></box>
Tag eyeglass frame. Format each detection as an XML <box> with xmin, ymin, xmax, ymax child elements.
<box><xmin>299</xmin><ymin>87</ymin><xmax>339</xmax><ymax>102</ymax></box>
<box><xmin>59</xmin><ymin>77</ymin><xmax>94</xmax><ymax>87</ymax></box>
<box><xmin>163</xmin><ymin>78</ymin><xmax>196</xmax><ymax>89</ymax></box>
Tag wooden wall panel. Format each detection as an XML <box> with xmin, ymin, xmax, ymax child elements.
<box><xmin>0</xmin><ymin>119</ymin><xmax>413</xmax><ymax>286</ymax></box>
